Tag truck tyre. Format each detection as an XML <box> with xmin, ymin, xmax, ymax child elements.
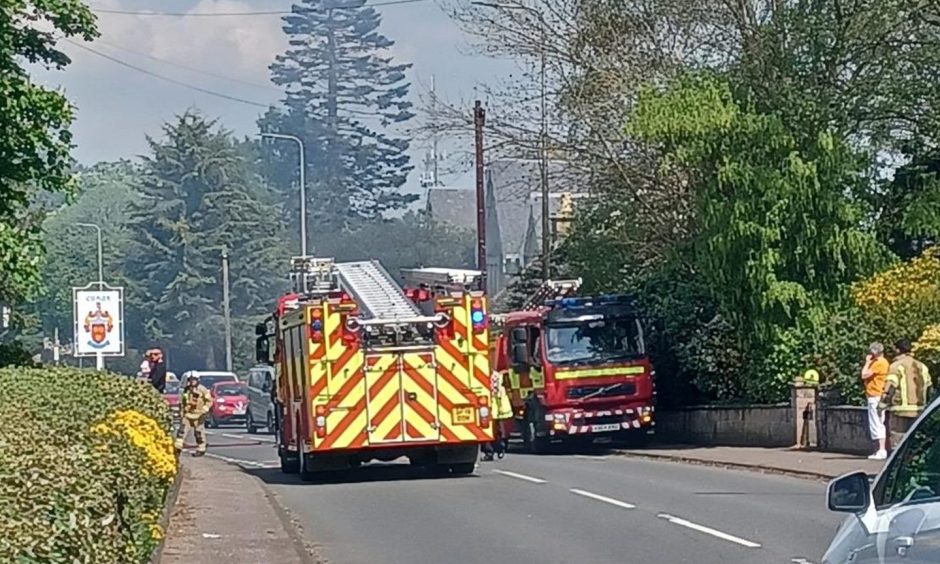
<box><xmin>451</xmin><ymin>462</ymin><xmax>476</xmax><ymax>476</ymax></box>
<box><xmin>280</xmin><ymin>451</ymin><xmax>299</xmax><ymax>474</ymax></box>
<box><xmin>299</xmin><ymin>454</ymin><xmax>319</xmax><ymax>482</ymax></box>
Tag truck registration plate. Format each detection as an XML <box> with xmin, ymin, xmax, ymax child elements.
<box><xmin>452</xmin><ymin>405</ymin><xmax>475</xmax><ymax>425</ymax></box>
<box><xmin>591</xmin><ymin>423</ymin><xmax>620</xmax><ymax>433</ymax></box>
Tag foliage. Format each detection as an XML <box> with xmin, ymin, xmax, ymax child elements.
<box><xmin>914</xmin><ymin>324</ymin><xmax>940</xmax><ymax>377</ymax></box>
<box><xmin>0</xmin><ymin>0</ymin><xmax>98</xmax><ymax>307</ymax></box>
<box><xmin>0</xmin><ymin>367</ymin><xmax>173</xmax><ymax>562</ymax></box>
<box><xmin>0</xmin><ymin>340</ymin><xmax>35</xmax><ymax>368</ymax></box>
<box><xmin>875</xmin><ymin>145</ymin><xmax>940</xmax><ymax>260</ymax></box>
<box><xmin>260</xmin><ymin>0</ymin><xmax>416</xmax><ymax>227</ymax></box>
<box><xmin>852</xmin><ymin>247</ymin><xmax>940</xmax><ymax>346</ymax></box>
<box><xmin>126</xmin><ymin>112</ymin><xmax>289</xmax><ymax>371</ymax></box>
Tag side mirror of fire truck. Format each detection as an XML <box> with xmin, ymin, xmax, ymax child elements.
<box><xmin>255</xmin><ymin>336</ymin><xmax>270</xmax><ymax>365</ymax></box>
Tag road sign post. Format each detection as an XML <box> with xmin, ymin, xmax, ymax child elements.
<box><xmin>73</xmin><ymin>284</ymin><xmax>125</xmax><ymax>370</ymax></box>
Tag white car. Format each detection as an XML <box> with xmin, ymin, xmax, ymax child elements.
<box><xmin>823</xmin><ymin>397</ymin><xmax>940</xmax><ymax>563</ymax></box>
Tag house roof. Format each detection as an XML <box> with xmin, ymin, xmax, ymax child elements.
<box><xmin>486</xmin><ymin>159</ymin><xmax>578</xmax><ymax>259</ymax></box>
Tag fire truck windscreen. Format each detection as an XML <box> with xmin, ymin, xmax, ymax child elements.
<box><xmin>544</xmin><ymin>317</ymin><xmax>645</xmax><ymax>365</ymax></box>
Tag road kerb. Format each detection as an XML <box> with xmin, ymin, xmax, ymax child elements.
<box><xmin>612</xmin><ymin>449</ymin><xmax>840</xmax><ymax>482</ymax></box>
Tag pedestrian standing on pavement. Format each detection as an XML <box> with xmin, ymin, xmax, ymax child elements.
<box><xmin>175</xmin><ymin>374</ymin><xmax>212</xmax><ymax>457</ymax></box>
<box><xmin>148</xmin><ymin>348</ymin><xmax>168</xmax><ymax>394</ymax></box>
<box><xmin>862</xmin><ymin>342</ymin><xmax>889</xmax><ymax>460</ymax></box>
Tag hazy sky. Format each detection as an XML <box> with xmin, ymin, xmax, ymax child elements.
<box><xmin>33</xmin><ymin>0</ymin><xmax>516</xmax><ymax>193</ymax></box>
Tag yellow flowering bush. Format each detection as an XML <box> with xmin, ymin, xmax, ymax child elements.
<box><xmin>852</xmin><ymin>247</ymin><xmax>940</xmax><ymax>345</ymax></box>
<box><xmin>0</xmin><ymin>367</ymin><xmax>176</xmax><ymax>563</ymax></box>
<box><xmin>93</xmin><ymin>410</ymin><xmax>177</xmax><ymax>482</ymax></box>
<box><xmin>914</xmin><ymin>324</ymin><xmax>940</xmax><ymax>370</ymax></box>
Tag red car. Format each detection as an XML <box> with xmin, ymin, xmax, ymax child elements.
<box><xmin>207</xmin><ymin>381</ymin><xmax>249</xmax><ymax>428</ymax></box>
<box><xmin>163</xmin><ymin>379</ymin><xmax>181</xmax><ymax>423</ymax></box>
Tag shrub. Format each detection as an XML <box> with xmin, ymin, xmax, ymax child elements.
<box><xmin>0</xmin><ymin>367</ymin><xmax>175</xmax><ymax>563</ymax></box>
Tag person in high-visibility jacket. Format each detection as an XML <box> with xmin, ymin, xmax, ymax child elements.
<box><xmin>882</xmin><ymin>338</ymin><xmax>932</xmax><ymax>417</ymax></box>
<box><xmin>174</xmin><ymin>374</ymin><xmax>213</xmax><ymax>457</ymax></box>
<box><xmin>483</xmin><ymin>371</ymin><xmax>514</xmax><ymax>461</ymax></box>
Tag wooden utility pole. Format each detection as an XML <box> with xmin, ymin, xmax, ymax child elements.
<box><xmin>222</xmin><ymin>249</ymin><xmax>233</xmax><ymax>372</ymax></box>
<box><xmin>474</xmin><ymin>100</ymin><xmax>487</xmax><ymax>293</ymax></box>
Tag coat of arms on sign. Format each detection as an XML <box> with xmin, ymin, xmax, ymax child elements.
<box><xmin>83</xmin><ymin>302</ymin><xmax>114</xmax><ymax>349</ymax></box>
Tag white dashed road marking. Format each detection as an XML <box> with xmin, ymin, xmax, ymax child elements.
<box><xmin>492</xmin><ymin>469</ymin><xmax>547</xmax><ymax>484</ymax></box>
<box><xmin>657</xmin><ymin>513</ymin><xmax>762</xmax><ymax>548</ymax></box>
<box><xmin>574</xmin><ymin>454</ymin><xmax>608</xmax><ymax>461</ymax></box>
<box><xmin>569</xmin><ymin>488</ymin><xmax>636</xmax><ymax>509</ymax></box>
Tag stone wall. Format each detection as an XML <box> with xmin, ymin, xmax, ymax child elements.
<box><xmin>817</xmin><ymin>405</ymin><xmax>922</xmax><ymax>455</ymax></box>
<box><xmin>656</xmin><ymin>404</ymin><xmax>794</xmax><ymax>447</ymax></box>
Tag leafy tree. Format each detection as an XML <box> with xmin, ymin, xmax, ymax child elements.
<box><xmin>875</xmin><ymin>145</ymin><xmax>940</xmax><ymax>260</ymax></box>
<box><xmin>0</xmin><ymin>0</ymin><xmax>97</xmax><ymax>309</ymax></box>
<box><xmin>127</xmin><ymin>112</ymin><xmax>289</xmax><ymax>371</ymax></box>
<box><xmin>35</xmin><ymin>163</ymin><xmax>139</xmax><ymax>340</ymax></box>
<box><xmin>260</xmin><ymin>0</ymin><xmax>416</xmax><ymax>231</ymax></box>
<box><xmin>628</xmin><ymin>73</ymin><xmax>884</xmax><ymax>342</ymax></box>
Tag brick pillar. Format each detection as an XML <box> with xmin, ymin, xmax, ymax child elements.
<box><xmin>792</xmin><ymin>378</ymin><xmax>818</xmax><ymax>448</ymax></box>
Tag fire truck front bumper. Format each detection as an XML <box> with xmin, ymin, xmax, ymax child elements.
<box><xmin>546</xmin><ymin>405</ymin><xmax>655</xmax><ymax>436</ymax></box>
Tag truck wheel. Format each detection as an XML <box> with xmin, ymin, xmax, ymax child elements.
<box><xmin>280</xmin><ymin>451</ymin><xmax>299</xmax><ymax>474</ymax></box>
<box><xmin>299</xmin><ymin>454</ymin><xmax>319</xmax><ymax>482</ymax></box>
<box><xmin>451</xmin><ymin>462</ymin><xmax>476</xmax><ymax>476</ymax></box>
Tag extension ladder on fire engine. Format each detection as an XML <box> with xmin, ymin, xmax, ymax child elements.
<box><xmin>335</xmin><ymin>261</ymin><xmax>421</xmax><ymax>321</ymax></box>
<box><xmin>520</xmin><ymin>278</ymin><xmax>583</xmax><ymax>310</ymax></box>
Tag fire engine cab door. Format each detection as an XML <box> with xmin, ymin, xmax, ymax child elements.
<box><xmin>364</xmin><ymin>352</ymin><xmax>440</xmax><ymax>444</ymax></box>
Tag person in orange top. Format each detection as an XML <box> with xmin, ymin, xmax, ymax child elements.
<box><xmin>861</xmin><ymin>342</ymin><xmax>889</xmax><ymax>460</ymax></box>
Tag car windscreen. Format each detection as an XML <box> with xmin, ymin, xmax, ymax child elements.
<box><xmin>545</xmin><ymin>317</ymin><xmax>644</xmax><ymax>365</ymax></box>
<box><xmin>215</xmin><ymin>384</ymin><xmax>246</xmax><ymax>397</ymax></box>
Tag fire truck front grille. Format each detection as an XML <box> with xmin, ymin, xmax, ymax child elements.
<box><xmin>566</xmin><ymin>382</ymin><xmax>636</xmax><ymax>400</ymax></box>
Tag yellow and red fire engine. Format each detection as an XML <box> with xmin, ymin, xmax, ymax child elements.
<box><xmin>256</xmin><ymin>257</ymin><xmax>492</xmax><ymax>480</ymax></box>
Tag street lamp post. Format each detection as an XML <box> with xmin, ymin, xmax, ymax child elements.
<box><xmin>259</xmin><ymin>133</ymin><xmax>307</xmax><ymax>257</ymax></box>
<box><xmin>75</xmin><ymin>222</ymin><xmax>104</xmax><ymax>289</ymax></box>
<box><xmin>74</xmin><ymin>222</ymin><xmax>105</xmax><ymax>371</ymax></box>
<box><xmin>471</xmin><ymin>1</ymin><xmax>549</xmax><ymax>280</ymax></box>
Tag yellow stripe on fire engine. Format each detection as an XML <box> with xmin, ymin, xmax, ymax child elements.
<box><xmin>400</xmin><ymin>352</ymin><xmax>440</xmax><ymax>441</ymax></box>
<box><xmin>432</xmin><ymin>296</ymin><xmax>494</xmax><ymax>443</ymax></box>
<box><xmin>317</xmin><ymin>302</ymin><xmax>367</xmax><ymax>451</ymax></box>
<box><xmin>365</xmin><ymin>353</ymin><xmax>401</xmax><ymax>443</ymax></box>
<box><xmin>554</xmin><ymin>366</ymin><xmax>645</xmax><ymax>380</ymax></box>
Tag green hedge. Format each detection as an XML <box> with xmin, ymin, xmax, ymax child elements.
<box><xmin>0</xmin><ymin>367</ymin><xmax>176</xmax><ymax>563</ymax></box>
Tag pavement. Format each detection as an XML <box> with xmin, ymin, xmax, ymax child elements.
<box><xmin>160</xmin><ymin>452</ymin><xmax>319</xmax><ymax>563</ymax></box>
<box><xmin>616</xmin><ymin>444</ymin><xmax>886</xmax><ymax>480</ymax></box>
<box><xmin>159</xmin><ymin>427</ymin><xmax>868</xmax><ymax>564</ymax></box>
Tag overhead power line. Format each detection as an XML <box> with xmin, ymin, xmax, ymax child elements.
<box><xmin>90</xmin><ymin>0</ymin><xmax>429</xmax><ymax>17</ymax></box>
<box><xmin>65</xmin><ymin>40</ymin><xmax>271</xmax><ymax>108</ymax></box>
<box><xmin>93</xmin><ymin>39</ymin><xmax>279</xmax><ymax>91</ymax></box>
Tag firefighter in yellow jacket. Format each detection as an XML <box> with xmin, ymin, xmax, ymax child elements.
<box><xmin>882</xmin><ymin>338</ymin><xmax>932</xmax><ymax>416</ymax></box>
<box><xmin>174</xmin><ymin>374</ymin><xmax>213</xmax><ymax>457</ymax></box>
<box><xmin>483</xmin><ymin>371</ymin><xmax>514</xmax><ymax>461</ymax></box>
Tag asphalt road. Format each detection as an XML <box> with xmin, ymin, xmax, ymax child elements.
<box><xmin>200</xmin><ymin>427</ymin><xmax>842</xmax><ymax>564</ymax></box>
